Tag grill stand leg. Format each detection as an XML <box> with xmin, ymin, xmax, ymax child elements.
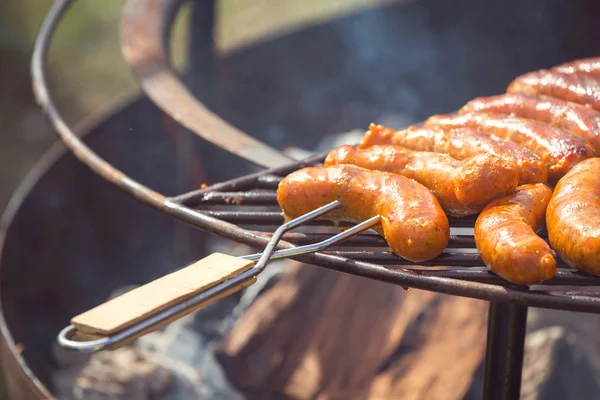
<box><xmin>482</xmin><ymin>301</ymin><xmax>528</xmax><ymax>400</ymax></box>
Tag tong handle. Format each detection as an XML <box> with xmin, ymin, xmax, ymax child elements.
<box><xmin>70</xmin><ymin>253</ymin><xmax>255</xmax><ymax>341</ymax></box>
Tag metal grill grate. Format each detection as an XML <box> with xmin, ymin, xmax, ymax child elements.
<box><xmin>32</xmin><ymin>0</ymin><xmax>600</xmax><ymax>320</ymax></box>
<box><xmin>172</xmin><ymin>155</ymin><xmax>600</xmax><ymax>290</ymax></box>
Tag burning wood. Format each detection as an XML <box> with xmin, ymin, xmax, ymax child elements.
<box><xmin>217</xmin><ymin>265</ymin><xmax>488</xmax><ymax>399</ymax></box>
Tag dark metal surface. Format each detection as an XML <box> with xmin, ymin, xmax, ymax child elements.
<box><xmin>483</xmin><ymin>302</ymin><xmax>528</xmax><ymax>400</ymax></box>
<box><xmin>273</xmin><ymin>232</ymin><xmax>476</xmax><ymax>248</ymax></box>
<box><xmin>120</xmin><ymin>0</ymin><xmax>293</xmax><ymax>168</ymax></box>
<box><xmin>32</xmin><ymin>0</ymin><xmax>167</xmax><ymax>210</ymax></box>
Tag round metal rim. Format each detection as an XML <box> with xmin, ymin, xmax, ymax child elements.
<box><xmin>0</xmin><ymin>96</ymin><xmax>144</xmax><ymax>398</ymax></box>
<box><xmin>120</xmin><ymin>0</ymin><xmax>294</xmax><ymax>169</ymax></box>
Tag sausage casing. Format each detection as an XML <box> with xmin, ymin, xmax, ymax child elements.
<box><xmin>555</xmin><ymin>57</ymin><xmax>600</xmax><ymax>77</ymax></box>
<box><xmin>359</xmin><ymin>123</ymin><xmax>546</xmax><ymax>184</ymax></box>
<box><xmin>475</xmin><ymin>184</ymin><xmax>556</xmax><ymax>285</ymax></box>
<box><xmin>461</xmin><ymin>93</ymin><xmax>600</xmax><ymax>154</ymax></box>
<box><xmin>425</xmin><ymin>112</ymin><xmax>595</xmax><ymax>183</ymax></box>
<box><xmin>546</xmin><ymin>157</ymin><xmax>600</xmax><ymax>275</ymax></box>
<box><xmin>507</xmin><ymin>70</ymin><xmax>600</xmax><ymax>111</ymax></box>
<box><xmin>324</xmin><ymin>145</ymin><xmax>518</xmax><ymax>217</ymax></box>
<box><xmin>277</xmin><ymin>164</ymin><xmax>450</xmax><ymax>262</ymax></box>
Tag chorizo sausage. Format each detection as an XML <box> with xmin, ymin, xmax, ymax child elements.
<box><xmin>277</xmin><ymin>164</ymin><xmax>450</xmax><ymax>262</ymax></box>
<box><xmin>461</xmin><ymin>93</ymin><xmax>600</xmax><ymax>153</ymax></box>
<box><xmin>359</xmin><ymin>123</ymin><xmax>546</xmax><ymax>184</ymax></box>
<box><xmin>555</xmin><ymin>57</ymin><xmax>600</xmax><ymax>77</ymax></box>
<box><xmin>425</xmin><ymin>112</ymin><xmax>595</xmax><ymax>183</ymax></box>
<box><xmin>507</xmin><ymin>70</ymin><xmax>600</xmax><ymax>112</ymax></box>
<box><xmin>475</xmin><ymin>184</ymin><xmax>556</xmax><ymax>285</ymax></box>
<box><xmin>546</xmin><ymin>157</ymin><xmax>600</xmax><ymax>275</ymax></box>
<box><xmin>324</xmin><ymin>144</ymin><xmax>518</xmax><ymax>217</ymax></box>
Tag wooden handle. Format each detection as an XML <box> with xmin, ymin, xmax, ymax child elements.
<box><xmin>71</xmin><ymin>253</ymin><xmax>255</xmax><ymax>338</ymax></box>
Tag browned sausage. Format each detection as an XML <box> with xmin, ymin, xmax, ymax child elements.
<box><xmin>546</xmin><ymin>157</ymin><xmax>600</xmax><ymax>275</ymax></box>
<box><xmin>475</xmin><ymin>184</ymin><xmax>556</xmax><ymax>285</ymax></box>
<box><xmin>359</xmin><ymin>123</ymin><xmax>546</xmax><ymax>184</ymax></box>
<box><xmin>425</xmin><ymin>112</ymin><xmax>595</xmax><ymax>183</ymax></box>
<box><xmin>461</xmin><ymin>93</ymin><xmax>600</xmax><ymax>154</ymax></box>
<box><xmin>324</xmin><ymin>144</ymin><xmax>518</xmax><ymax>217</ymax></box>
<box><xmin>507</xmin><ymin>70</ymin><xmax>600</xmax><ymax>111</ymax></box>
<box><xmin>277</xmin><ymin>164</ymin><xmax>450</xmax><ymax>262</ymax></box>
<box><xmin>555</xmin><ymin>57</ymin><xmax>600</xmax><ymax>77</ymax></box>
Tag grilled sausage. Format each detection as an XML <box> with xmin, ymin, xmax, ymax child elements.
<box><xmin>507</xmin><ymin>70</ymin><xmax>600</xmax><ymax>112</ymax></box>
<box><xmin>324</xmin><ymin>145</ymin><xmax>518</xmax><ymax>217</ymax></box>
<box><xmin>277</xmin><ymin>164</ymin><xmax>450</xmax><ymax>262</ymax></box>
<box><xmin>475</xmin><ymin>184</ymin><xmax>556</xmax><ymax>285</ymax></box>
<box><xmin>461</xmin><ymin>93</ymin><xmax>600</xmax><ymax>153</ymax></box>
<box><xmin>546</xmin><ymin>158</ymin><xmax>600</xmax><ymax>275</ymax></box>
<box><xmin>425</xmin><ymin>112</ymin><xmax>595</xmax><ymax>183</ymax></box>
<box><xmin>359</xmin><ymin>123</ymin><xmax>546</xmax><ymax>184</ymax></box>
<box><xmin>555</xmin><ymin>57</ymin><xmax>600</xmax><ymax>77</ymax></box>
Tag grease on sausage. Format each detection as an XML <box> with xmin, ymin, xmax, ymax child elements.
<box><xmin>277</xmin><ymin>164</ymin><xmax>450</xmax><ymax>262</ymax></box>
<box><xmin>475</xmin><ymin>184</ymin><xmax>556</xmax><ymax>285</ymax></box>
<box><xmin>461</xmin><ymin>93</ymin><xmax>600</xmax><ymax>153</ymax></box>
<box><xmin>507</xmin><ymin>70</ymin><xmax>600</xmax><ymax>111</ymax></box>
<box><xmin>555</xmin><ymin>57</ymin><xmax>600</xmax><ymax>77</ymax></box>
<box><xmin>425</xmin><ymin>112</ymin><xmax>594</xmax><ymax>183</ymax></box>
<box><xmin>546</xmin><ymin>157</ymin><xmax>600</xmax><ymax>275</ymax></box>
<box><xmin>324</xmin><ymin>144</ymin><xmax>518</xmax><ymax>217</ymax></box>
<box><xmin>360</xmin><ymin>123</ymin><xmax>546</xmax><ymax>184</ymax></box>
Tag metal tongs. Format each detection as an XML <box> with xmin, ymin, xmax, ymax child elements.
<box><xmin>58</xmin><ymin>201</ymin><xmax>381</xmax><ymax>352</ymax></box>
<box><xmin>33</xmin><ymin>0</ymin><xmax>384</xmax><ymax>354</ymax></box>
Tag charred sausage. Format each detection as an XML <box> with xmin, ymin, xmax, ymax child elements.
<box><xmin>277</xmin><ymin>164</ymin><xmax>450</xmax><ymax>262</ymax></box>
<box><xmin>359</xmin><ymin>123</ymin><xmax>546</xmax><ymax>184</ymax></box>
<box><xmin>546</xmin><ymin>158</ymin><xmax>600</xmax><ymax>275</ymax></box>
<box><xmin>507</xmin><ymin>70</ymin><xmax>600</xmax><ymax>112</ymax></box>
<box><xmin>425</xmin><ymin>112</ymin><xmax>595</xmax><ymax>183</ymax></box>
<box><xmin>324</xmin><ymin>145</ymin><xmax>518</xmax><ymax>217</ymax></box>
<box><xmin>475</xmin><ymin>184</ymin><xmax>556</xmax><ymax>285</ymax></box>
<box><xmin>461</xmin><ymin>93</ymin><xmax>600</xmax><ymax>153</ymax></box>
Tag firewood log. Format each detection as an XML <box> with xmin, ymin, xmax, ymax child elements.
<box><xmin>217</xmin><ymin>262</ymin><xmax>487</xmax><ymax>400</ymax></box>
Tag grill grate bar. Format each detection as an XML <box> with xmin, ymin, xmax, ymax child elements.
<box><xmin>170</xmin><ymin>154</ymin><xmax>324</xmax><ymax>206</ymax></box>
<box><xmin>199</xmin><ymin>191</ymin><xmax>278</xmax><ymax>205</ymax></box>
<box><xmin>203</xmin><ymin>210</ymin><xmax>478</xmax><ymax>227</ymax></box>
<box><xmin>320</xmin><ymin>250</ymin><xmax>569</xmax><ymax>268</ymax></box>
<box><xmin>256</xmin><ymin>175</ymin><xmax>285</xmax><ymax>189</ymax></box>
<box><xmin>418</xmin><ymin>269</ymin><xmax>600</xmax><ymax>286</ymax></box>
<box><xmin>323</xmin><ymin>250</ymin><xmax>484</xmax><ymax>266</ymax></box>
<box><xmin>261</xmin><ymin>231</ymin><xmax>477</xmax><ymax>248</ymax></box>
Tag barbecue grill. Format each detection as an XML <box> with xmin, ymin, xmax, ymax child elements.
<box><xmin>17</xmin><ymin>0</ymin><xmax>600</xmax><ymax>398</ymax></box>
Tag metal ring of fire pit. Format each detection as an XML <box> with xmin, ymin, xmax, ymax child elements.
<box><xmin>32</xmin><ymin>0</ymin><xmax>600</xmax><ymax>318</ymax></box>
<box><xmin>120</xmin><ymin>0</ymin><xmax>294</xmax><ymax>169</ymax></box>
